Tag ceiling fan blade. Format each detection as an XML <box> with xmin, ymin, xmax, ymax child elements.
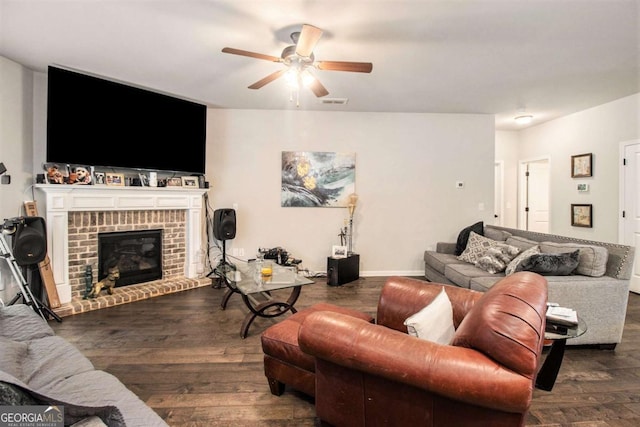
<box><xmin>316</xmin><ymin>61</ymin><xmax>373</xmax><ymax>73</ymax></box>
<box><xmin>248</xmin><ymin>69</ymin><xmax>287</xmax><ymax>89</ymax></box>
<box><xmin>295</xmin><ymin>24</ymin><xmax>323</xmax><ymax>57</ymax></box>
<box><xmin>222</xmin><ymin>47</ymin><xmax>281</xmax><ymax>62</ymax></box>
<box><xmin>308</xmin><ymin>77</ymin><xmax>329</xmax><ymax>98</ymax></box>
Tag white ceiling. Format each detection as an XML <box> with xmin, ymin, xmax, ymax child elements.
<box><xmin>1</xmin><ymin>0</ymin><xmax>638</xmax><ymax>131</ymax></box>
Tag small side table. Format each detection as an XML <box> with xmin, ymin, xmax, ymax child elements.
<box><xmin>535</xmin><ymin>316</ymin><xmax>587</xmax><ymax>391</ymax></box>
<box><xmin>327</xmin><ymin>254</ymin><xmax>360</xmax><ymax>286</ymax></box>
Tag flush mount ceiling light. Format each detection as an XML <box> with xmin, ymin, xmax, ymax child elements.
<box><xmin>514</xmin><ymin>114</ymin><xmax>533</xmax><ymax>125</ymax></box>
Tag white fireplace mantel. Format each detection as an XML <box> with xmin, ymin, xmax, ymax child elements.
<box><xmin>34</xmin><ymin>184</ymin><xmax>208</xmax><ymax>304</ymax></box>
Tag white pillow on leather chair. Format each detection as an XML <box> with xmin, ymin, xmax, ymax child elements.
<box><xmin>403</xmin><ymin>287</ymin><xmax>455</xmax><ymax>345</ymax></box>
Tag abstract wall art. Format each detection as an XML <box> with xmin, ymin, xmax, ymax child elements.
<box><xmin>281</xmin><ymin>151</ymin><xmax>356</xmax><ymax>207</ymax></box>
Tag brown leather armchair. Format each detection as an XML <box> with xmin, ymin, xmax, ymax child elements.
<box><xmin>298</xmin><ymin>272</ymin><xmax>548</xmax><ymax>427</ymax></box>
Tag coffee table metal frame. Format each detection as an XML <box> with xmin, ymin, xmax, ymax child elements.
<box><xmin>536</xmin><ymin>316</ymin><xmax>587</xmax><ymax>391</ymax></box>
<box><xmin>220</xmin><ymin>263</ymin><xmax>314</xmax><ymax>338</ymax></box>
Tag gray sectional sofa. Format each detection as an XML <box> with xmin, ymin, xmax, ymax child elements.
<box><xmin>424</xmin><ymin>224</ymin><xmax>635</xmax><ymax>348</ymax></box>
<box><xmin>0</xmin><ymin>303</ymin><xmax>168</xmax><ymax>427</ymax></box>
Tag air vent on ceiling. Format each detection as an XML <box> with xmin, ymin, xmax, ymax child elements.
<box><xmin>320</xmin><ymin>98</ymin><xmax>349</xmax><ymax>105</ymax></box>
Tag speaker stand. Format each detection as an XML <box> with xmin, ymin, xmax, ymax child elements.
<box><xmin>209</xmin><ymin>239</ymin><xmax>234</xmax><ymax>289</ymax></box>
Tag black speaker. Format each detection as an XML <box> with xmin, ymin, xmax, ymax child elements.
<box><xmin>12</xmin><ymin>217</ymin><xmax>47</xmax><ymax>266</ymax></box>
<box><xmin>213</xmin><ymin>209</ymin><xmax>236</xmax><ymax>240</ymax></box>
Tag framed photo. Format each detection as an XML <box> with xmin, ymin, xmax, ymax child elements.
<box><xmin>571</xmin><ymin>153</ymin><xmax>592</xmax><ymax>178</ymax></box>
<box><xmin>105</xmin><ymin>173</ymin><xmax>125</xmax><ymax>186</ymax></box>
<box><xmin>69</xmin><ymin>164</ymin><xmax>93</xmax><ymax>185</ymax></box>
<box><xmin>93</xmin><ymin>171</ymin><xmax>106</xmax><ymax>185</ymax></box>
<box><xmin>577</xmin><ymin>183</ymin><xmax>589</xmax><ymax>192</ymax></box>
<box><xmin>331</xmin><ymin>245</ymin><xmax>348</xmax><ymax>258</ymax></box>
<box><xmin>43</xmin><ymin>163</ymin><xmax>68</xmax><ymax>184</ymax></box>
<box><xmin>571</xmin><ymin>204</ymin><xmax>592</xmax><ymax>228</ymax></box>
<box><xmin>181</xmin><ymin>176</ymin><xmax>199</xmax><ymax>187</ymax></box>
<box><xmin>166</xmin><ymin>177</ymin><xmax>182</xmax><ymax>187</ymax></box>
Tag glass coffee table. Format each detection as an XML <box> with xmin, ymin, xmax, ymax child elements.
<box><xmin>536</xmin><ymin>316</ymin><xmax>587</xmax><ymax>391</ymax></box>
<box><xmin>220</xmin><ymin>262</ymin><xmax>314</xmax><ymax>338</ymax></box>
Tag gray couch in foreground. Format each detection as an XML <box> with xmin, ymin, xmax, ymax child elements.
<box><xmin>0</xmin><ymin>303</ymin><xmax>168</xmax><ymax>427</ymax></box>
<box><xmin>424</xmin><ymin>224</ymin><xmax>635</xmax><ymax>348</ymax></box>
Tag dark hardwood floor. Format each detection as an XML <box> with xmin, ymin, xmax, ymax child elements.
<box><xmin>48</xmin><ymin>276</ymin><xmax>640</xmax><ymax>427</ymax></box>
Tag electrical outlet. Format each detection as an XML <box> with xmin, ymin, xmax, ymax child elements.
<box><xmin>456</xmin><ymin>181</ymin><xmax>464</xmax><ymax>189</ymax></box>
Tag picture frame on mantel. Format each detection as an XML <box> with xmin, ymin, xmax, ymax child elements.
<box><xmin>571</xmin><ymin>153</ymin><xmax>593</xmax><ymax>178</ymax></box>
<box><xmin>105</xmin><ymin>173</ymin><xmax>125</xmax><ymax>186</ymax></box>
<box><xmin>571</xmin><ymin>203</ymin><xmax>592</xmax><ymax>228</ymax></box>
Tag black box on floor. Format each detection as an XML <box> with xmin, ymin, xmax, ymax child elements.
<box><xmin>327</xmin><ymin>254</ymin><xmax>360</xmax><ymax>286</ymax></box>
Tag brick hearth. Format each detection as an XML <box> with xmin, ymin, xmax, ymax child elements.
<box><xmin>53</xmin><ymin>276</ymin><xmax>210</xmax><ymax>317</ymax></box>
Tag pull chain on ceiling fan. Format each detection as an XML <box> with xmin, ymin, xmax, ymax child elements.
<box><xmin>222</xmin><ymin>24</ymin><xmax>372</xmax><ymax>104</ymax></box>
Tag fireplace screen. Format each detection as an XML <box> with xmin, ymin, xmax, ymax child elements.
<box><xmin>98</xmin><ymin>229</ymin><xmax>162</xmax><ymax>287</ymax></box>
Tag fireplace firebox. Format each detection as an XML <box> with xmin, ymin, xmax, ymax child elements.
<box><xmin>98</xmin><ymin>229</ymin><xmax>163</xmax><ymax>287</ymax></box>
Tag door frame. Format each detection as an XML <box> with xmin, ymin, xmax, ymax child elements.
<box><xmin>618</xmin><ymin>139</ymin><xmax>640</xmax><ymax>242</ymax></box>
<box><xmin>494</xmin><ymin>161</ymin><xmax>504</xmax><ymax>226</ymax></box>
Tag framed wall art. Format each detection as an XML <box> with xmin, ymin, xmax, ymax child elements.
<box><xmin>571</xmin><ymin>153</ymin><xmax>592</xmax><ymax>178</ymax></box>
<box><xmin>281</xmin><ymin>151</ymin><xmax>356</xmax><ymax>207</ymax></box>
<box><xmin>105</xmin><ymin>173</ymin><xmax>125</xmax><ymax>186</ymax></box>
<box><xmin>571</xmin><ymin>204</ymin><xmax>592</xmax><ymax>228</ymax></box>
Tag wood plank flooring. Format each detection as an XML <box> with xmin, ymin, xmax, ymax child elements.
<box><xmin>48</xmin><ymin>276</ymin><xmax>640</xmax><ymax>427</ymax></box>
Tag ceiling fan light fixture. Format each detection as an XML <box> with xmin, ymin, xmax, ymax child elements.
<box><xmin>514</xmin><ymin>114</ymin><xmax>533</xmax><ymax>125</ymax></box>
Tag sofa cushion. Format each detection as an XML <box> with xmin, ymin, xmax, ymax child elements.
<box><xmin>445</xmin><ymin>263</ymin><xmax>504</xmax><ymax>288</ymax></box>
<box><xmin>23</xmin><ymin>336</ymin><xmax>95</xmax><ymax>389</ymax></box>
<box><xmin>505</xmin><ymin>245</ymin><xmax>541</xmax><ymax>275</ymax></box>
<box><xmin>474</xmin><ymin>243</ymin><xmax>520</xmax><ymax>274</ymax></box>
<box><xmin>484</xmin><ymin>227</ymin><xmax>512</xmax><ymax>242</ymax></box>
<box><xmin>0</xmin><ymin>337</ymin><xmax>28</xmax><ymax>379</ymax></box>
<box><xmin>455</xmin><ymin>221</ymin><xmax>484</xmax><ymax>256</ymax></box>
<box><xmin>404</xmin><ymin>287</ymin><xmax>455</xmax><ymax>344</ymax></box>
<box><xmin>505</xmin><ymin>235</ymin><xmax>538</xmax><ymax>251</ymax></box>
<box><xmin>457</xmin><ymin>232</ymin><xmax>499</xmax><ymax>264</ymax></box>
<box><xmin>516</xmin><ymin>250</ymin><xmax>580</xmax><ymax>276</ymax></box>
<box><xmin>539</xmin><ymin>241</ymin><xmax>608</xmax><ymax>277</ymax></box>
<box><xmin>424</xmin><ymin>251</ymin><xmax>464</xmax><ymax>275</ymax></box>
<box><xmin>0</xmin><ymin>305</ymin><xmax>55</xmax><ymax>341</ymax></box>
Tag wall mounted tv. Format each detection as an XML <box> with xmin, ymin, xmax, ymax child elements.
<box><xmin>46</xmin><ymin>65</ymin><xmax>207</xmax><ymax>174</ymax></box>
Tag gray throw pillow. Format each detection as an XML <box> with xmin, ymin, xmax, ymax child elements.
<box><xmin>516</xmin><ymin>250</ymin><xmax>580</xmax><ymax>276</ymax></box>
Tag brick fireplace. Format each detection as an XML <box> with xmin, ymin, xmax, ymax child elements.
<box><xmin>35</xmin><ymin>185</ymin><xmax>210</xmax><ymax>316</ymax></box>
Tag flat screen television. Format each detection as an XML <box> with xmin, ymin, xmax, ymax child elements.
<box><xmin>46</xmin><ymin>66</ymin><xmax>207</xmax><ymax>174</ymax></box>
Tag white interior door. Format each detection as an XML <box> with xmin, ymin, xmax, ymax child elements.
<box><xmin>528</xmin><ymin>160</ymin><xmax>550</xmax><ymax>233</ymax></box>
<box><xmin>622</xmin><ymin>142</ymin><xmax>640</xmax><ymax>294</ymax></box>
<box><xmin>519</xmin><ymin>159</ymin><xmax>550</xmax><ymax>232</ymax></box>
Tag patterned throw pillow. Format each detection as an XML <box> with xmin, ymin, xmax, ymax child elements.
<box><xmin>475</xmin><ymin>243</ymin><xmax>521</xmax><ymax>274</ymax></box>
<box><xmin>457</xmin><ymin>231</ymin><xmax>499</xmax><ymax>264</ymax></box>
<box><xmin>455</xmin><ymin>221</ymin><xmax>484</xmax><ymax>256</ymax></box>
<box><xmin>505</xmin><ymin>245</ymin><xmax>541</xmax><ymax>275</ymax></box>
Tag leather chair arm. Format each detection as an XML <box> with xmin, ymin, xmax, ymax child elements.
<box><xmin>299</xmin><ymin>311</ymin><xmax>534</xmax><ymax>413</ymax></box>
<box><xmin>376</xmin><ymin>276</ymin><xmax>483</xmax><ymax>331</ymax></box>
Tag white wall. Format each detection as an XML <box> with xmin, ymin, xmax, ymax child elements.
<box><xmin>513</xmin><ymin>94</ymin><xmax>639</xmax><ymax>242</ymax></box>
<box><xmin>206</xmin><ymin>109</ymin><xmax>496</xmax><ymax>275</ymax></box>
<box><xmin>0</xmin><ymin>56</ymin><xmax>34</xmax><ymax>300</ymax></box>
<box><xmin>495</xmin><ymin>130</ymin><xmax>520</xmax><ymax>228</ymax></box>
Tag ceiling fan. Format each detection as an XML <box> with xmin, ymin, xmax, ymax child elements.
<box><xmin>222</xmin><ymin>24</ymin><xmax>373</xmax><ymax>99</ymax></box>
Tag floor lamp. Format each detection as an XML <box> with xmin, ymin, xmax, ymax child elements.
<box><xmin>347</xmin><ymin>193</ymin><xmax>358</xmax><ymax>255</ymax></box>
